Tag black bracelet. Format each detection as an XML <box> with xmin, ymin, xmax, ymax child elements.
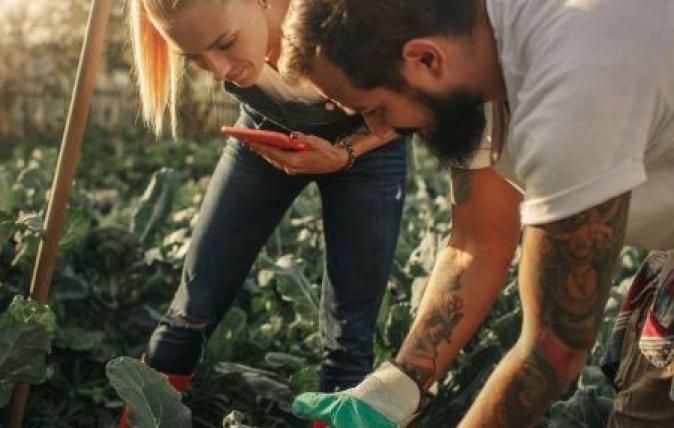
<box><xmin>336</xmin><ymin>136</ymin><xmax>357</xmax><ymax>170</ymax></box>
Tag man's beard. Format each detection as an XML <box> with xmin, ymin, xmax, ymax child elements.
<box><xmin>405</xmin><ymin>87</ymin><xmax>486</xmax><ymax>168</ymax></box>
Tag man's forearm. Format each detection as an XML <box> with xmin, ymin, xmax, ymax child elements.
<box><xmin>349</xmin><ymin>128</ymin><xmax>399</xmax><ymax>157</ymax></box>
<box><xmin>458</xmin><ymin>193</ymin><xmax>630</xmax><ymax>427</ymax></box>
<box><xmin>394</xmin><ymin>168</ymin><xmax>521</xmax><ymax>390</ymax></box>
<box><xmin>394</xmin><ymin>243</ymin><xmax>515</xmax><ymax>389</ymax></box>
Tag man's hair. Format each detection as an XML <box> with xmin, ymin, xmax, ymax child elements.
<box><xmin>281</xmin><ymin>0</ymin><xmax>479</xmax><ymax>90</ymax></box>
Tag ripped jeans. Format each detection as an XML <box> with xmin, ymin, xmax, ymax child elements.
<box><xmin>144</xmin><ymin>110</ymin><xmax>408</xmax><ymax>392</ymax></box>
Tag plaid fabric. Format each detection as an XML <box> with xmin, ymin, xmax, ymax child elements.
<box><xmin>602</xmin><ymin>250</ymin><xmax>674</xmax><ymax>380</ymax></box>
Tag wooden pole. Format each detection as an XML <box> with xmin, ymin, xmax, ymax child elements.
<box><xmin>5</xmin><ymin>0</ymin><xmax>113</xmax><ymax>426</ymax></box>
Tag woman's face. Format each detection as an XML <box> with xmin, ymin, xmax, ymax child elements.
<box><xmin>152</xmin><ymin>0</ymin><xmax>269</xmax><ymax>86</ymax></box>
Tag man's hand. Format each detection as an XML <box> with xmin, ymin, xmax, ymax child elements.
<box><xmin>293</xmin><ymin>362</ymin><xmax>421</xmax><ymax>428</ymax></box>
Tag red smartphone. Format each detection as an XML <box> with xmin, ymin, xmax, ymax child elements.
<box><xmin>221</xmin><ymin>126</ymin><xmax>307</xmax><ymax>151</ymax></box>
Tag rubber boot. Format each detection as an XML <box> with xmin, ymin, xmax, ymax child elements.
<box><xmin>119</xmin><ymin>373</ymin><xmax>193</xmax><ymax>428</ymax></box>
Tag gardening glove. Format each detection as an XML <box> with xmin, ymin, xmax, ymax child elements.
<box><xmin>293</xmin><ymin>362</ymin><xmax>422</xmax><ymax>428</ymax></box>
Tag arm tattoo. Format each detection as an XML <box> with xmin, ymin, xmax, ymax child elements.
<box><xmin>479</xmin><ymin>193</ymin><xmax>630</xmax><ymax>427</ymax></box>
<box><xmin>536</xmin><ymin>193</ymin><xmax>629</xmax><ymax>349</ymax></box>
<box><xmin>450</xmin><ymin>168</ymin><xmax>473</xmax><ymax>206</ymax></box>
<box><xmin>499</xmin><ymin>349</ymin><xmax>560</xmax><ymax>427</ymax></box>
<box><xmin>398</xmin><ymin>266</ymin><xmax>465</xmax><ymax>388</ymax></box>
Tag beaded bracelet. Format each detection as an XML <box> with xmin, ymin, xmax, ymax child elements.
<box><xmin>336</xmin><ymin>136</ymin><xmax>357</xmax><ymax>170</ymax></box>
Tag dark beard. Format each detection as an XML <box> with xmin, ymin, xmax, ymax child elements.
<box><xmin>409</xmin><ymin>87</ymin><xmax>486</xmax><ymax>168</ymax></box>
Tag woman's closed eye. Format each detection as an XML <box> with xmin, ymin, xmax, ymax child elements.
<box><xmin>217</xmin><ymin>37</ymin><xmax>237</xmax><ymax>51</ymax></box>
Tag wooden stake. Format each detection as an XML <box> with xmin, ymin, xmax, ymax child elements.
<box><xmin>6</xmin><ymin>0</ymin><xmax>113</xmax><ymax>426</ymax></box>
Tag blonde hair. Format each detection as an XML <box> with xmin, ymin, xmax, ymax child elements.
<box><xmin>129</xmin><ymin>0</ymin><xmax>190</xmax><ymax>137</ymax></box>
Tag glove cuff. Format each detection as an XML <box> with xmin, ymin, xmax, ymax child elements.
<box><xmin>350</xmin><ymin>361</ymin><xmax>421</xmax><ymax>423</ymax></box>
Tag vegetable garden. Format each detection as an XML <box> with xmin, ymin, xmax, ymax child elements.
<box><xmin>0</xmin><ymin>133</ymin><xmax>644</xmax><ymax>427</ymax></box>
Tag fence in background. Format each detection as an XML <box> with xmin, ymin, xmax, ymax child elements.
<box><xmin>0</xmin><ymin>71</ymin><xmax>240</xmax><ymax>141</ymax></box>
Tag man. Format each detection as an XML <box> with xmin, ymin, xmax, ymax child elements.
<box><xmin>278</xmin><ymin>0</ymin><xmax>674</xmax><ymax>426</ymax></box>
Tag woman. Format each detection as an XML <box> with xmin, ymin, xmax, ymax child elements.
<box><xmin>122</xmin><ymin>0</ymin><xmax>409</xmax><ymax>426</ymax></box>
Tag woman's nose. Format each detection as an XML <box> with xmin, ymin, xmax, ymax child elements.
<box><xmin>202</xmin><ymin>51</ymin><xmax>231</xmax><ymax>81</ymax></box>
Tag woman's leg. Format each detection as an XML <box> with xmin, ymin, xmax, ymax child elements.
<box><xmin>316</xmin><ymin>138</ymin><xmax>408</xmax><ymax>391</ymax></box>
<box><xmin>145</xmin><ymin>136</ymin><xmax>308</xmax><ymax>375</ymax></box>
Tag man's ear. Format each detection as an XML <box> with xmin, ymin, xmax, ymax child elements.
<box><xmin>401</xmin><ymin>38</ymin><xmax>445</xmax><ymax>80</ymax></box>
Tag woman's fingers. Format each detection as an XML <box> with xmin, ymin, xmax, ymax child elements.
<box><xmin>294</xmin><ymin>132</ymin><xmax>332</xmax><ymax>154</ymax></box>
<box><xmin>247</xmin><ymin>133</ymin><xmax>345</xmax><ymax>175</ymax></box>
<box><xmin>249</xmin><ymin>143</ymin><xmax>304</xmax><ymax>173</ymax></box>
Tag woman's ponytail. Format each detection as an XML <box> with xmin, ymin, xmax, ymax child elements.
<box><xmin>129</xmin><ymin>0</ymin><xmax>183</xmax><ymax>136</ymax></box>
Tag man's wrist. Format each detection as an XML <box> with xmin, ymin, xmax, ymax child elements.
<box><xmin>388</xmin><ymin>360</ymin><xmax>437</xmax><ymax>412</ymax></box>
<box><xmin>348</xmin><ymin>361</ymin><xmax>421</xmax><ymax>423</ymax></box>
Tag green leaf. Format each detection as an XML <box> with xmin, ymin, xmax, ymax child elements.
<box><xmin>106</xmin><ymin>357</ymin><xmax>192</xmax><ymax>428</ymax></box>
<box><xmin>56</xmin><ymin>327</ymin><xmax>104</xmax><ymax>351</ymax></box>
<box><xmin>203</xmin><ymin>307</ymin><xmax>248</xmax><ymax>367</ymax></box>
<box><xmin>257</xmin><ymin>269</ymin><xmax>275</xmax><ymax>288</ymax></box>
<box><xmin>406</xmin><ymin>232</ymin><xmax>439</xmax><ymax>276</ymax></box>
<box><xmin>289</xmin><ymin>365</ymin><xmax>320</xmax><ymax>393</ymax></box>
<box><xmin>264</xmin><ymin>352</ymin><xmax>306</xmax><ymax>371</ymax></box>
<box><xmin>10</xmin><ymin>232</ymin><xmax>40</xmax><ymax>270</ymax></box>
<box><xmin>53</xmin><ymin>268</ymin><xmax>89</xmax><ymax>301</ymax></box>
<box><xmin>16</xmin><ymin>212</ymin><xmax>44</xmax><ymax>234</ymax></box>
<box><xmin>547</xmin><ymin>386</ymin><xmax>614</xmax><ymax>428</ymax></box>
<box><xmin>0</xmin><ymin>210</ymin><xmax>15</xmax><ymax>244</ymax></box>
<box><xmin>0</xmin><ymin>173</ymin><xmax>16</xmax><ymax>212</ymax></box>
<box><xmin>578</xmin><ymin>366</ymin><xmax>615</xmax><ymax>399</ymax></box>
<box><xmin>131</xmin><ymin>168</ymin><xmax>182</xmax><ymax>244</ymax></box>
<box><xmin>0</xmin><ymin>296</ymin><xmax>56</xmax><ymax>406</ymax></box>
<box><xmin>80</xmin><ymin>226</ymin><xmax>140</xmax><ymax>275</ymax></box>
<box><xmin>215</xmin><ymin>362</ymin><xmax>294</xmax><ymax>412</ymax></box>
<box><xmin>383</xmin><ymin>303</ymin><xmax>412</xmax><ymax>349</ymax></box>
<box><xmin>260</xmin><ymin>255</ymin><xmax>319</xmax><ymax>325</ymax></box>
<box><xmin>4</xmin><ymin>295</ymin><xmax>56</xmax><ymax>332</ymax></box>
<box><xmin>59</xmin><ymin>208</ymin><xmax>94</xmax><ymax>255</ymax></box>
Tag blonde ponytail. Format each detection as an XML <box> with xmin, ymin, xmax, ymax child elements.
<box><xmin>129</xmin><ymin>0</ymin><xmax>184</xmax><ymax>137</ymax></box>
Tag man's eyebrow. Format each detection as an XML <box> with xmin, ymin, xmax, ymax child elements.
<box><xmin>175</xmin><ymin>32</ymin><xmax>232</xmax><ymax>57</ymax></box>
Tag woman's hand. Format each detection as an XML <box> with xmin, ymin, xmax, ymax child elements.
<box><xmin>247</xmin><ymin>132</ymin><xmax>349</xmax><ymax>175</ymax></box>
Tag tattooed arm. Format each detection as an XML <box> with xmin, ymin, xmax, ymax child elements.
<box><xmin>394</xmin><ymin>167</ymin><xmax>522</xmax><ymax>389</ymax></box>
<box><xmin>458</xmin><ymin>192</ymin><xmax>630</xmax><ymax>427</ymax></box>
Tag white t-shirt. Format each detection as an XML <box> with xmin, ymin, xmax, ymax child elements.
<box><xmin>475</xmin><ymin>0</ymin><xmax>674</xmax><ymax>250</ymax></box>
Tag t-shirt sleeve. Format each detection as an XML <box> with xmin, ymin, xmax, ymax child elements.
<box><xmin>507</xmin><ymin>53</ymin><xmax>655</xmax><ymax>225</ymax></box>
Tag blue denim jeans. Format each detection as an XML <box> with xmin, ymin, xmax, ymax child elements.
<box><xmin>145</xmin><ymin>108</ymin><xmax>408</xmax><ymax>392</ymax></box>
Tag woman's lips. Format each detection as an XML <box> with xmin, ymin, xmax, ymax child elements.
<box><xmin>226</xmin><ymin>67</ymin><xmax>247</xmax><ymax>83</ymax></box>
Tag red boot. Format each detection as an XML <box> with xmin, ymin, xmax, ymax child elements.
<box><xmin>311</xmin><ymin>422</ymin><xmax>329</xmax><ymax>428</ymax></box>
<box><xmin>119</xmin><ymin>373</ymin><xmax>193</xmax><ymax>428</ymax></box>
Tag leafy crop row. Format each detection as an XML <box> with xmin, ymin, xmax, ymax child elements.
<box><xmin>0</xmin><ymin>135</ymin><xmax>643</xmax><ymax>427</ymax></box>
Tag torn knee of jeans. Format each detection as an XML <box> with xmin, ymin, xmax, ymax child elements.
<box><xmin>161</xmin><ymin>313</ymin><xmax>209</xmax><ymax>331</ymax></box>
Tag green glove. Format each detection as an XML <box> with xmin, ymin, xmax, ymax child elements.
<box><xmin>293</xmin><ymin>362</ymin><xmax>421</xmax><ymax>428</ymax></box>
